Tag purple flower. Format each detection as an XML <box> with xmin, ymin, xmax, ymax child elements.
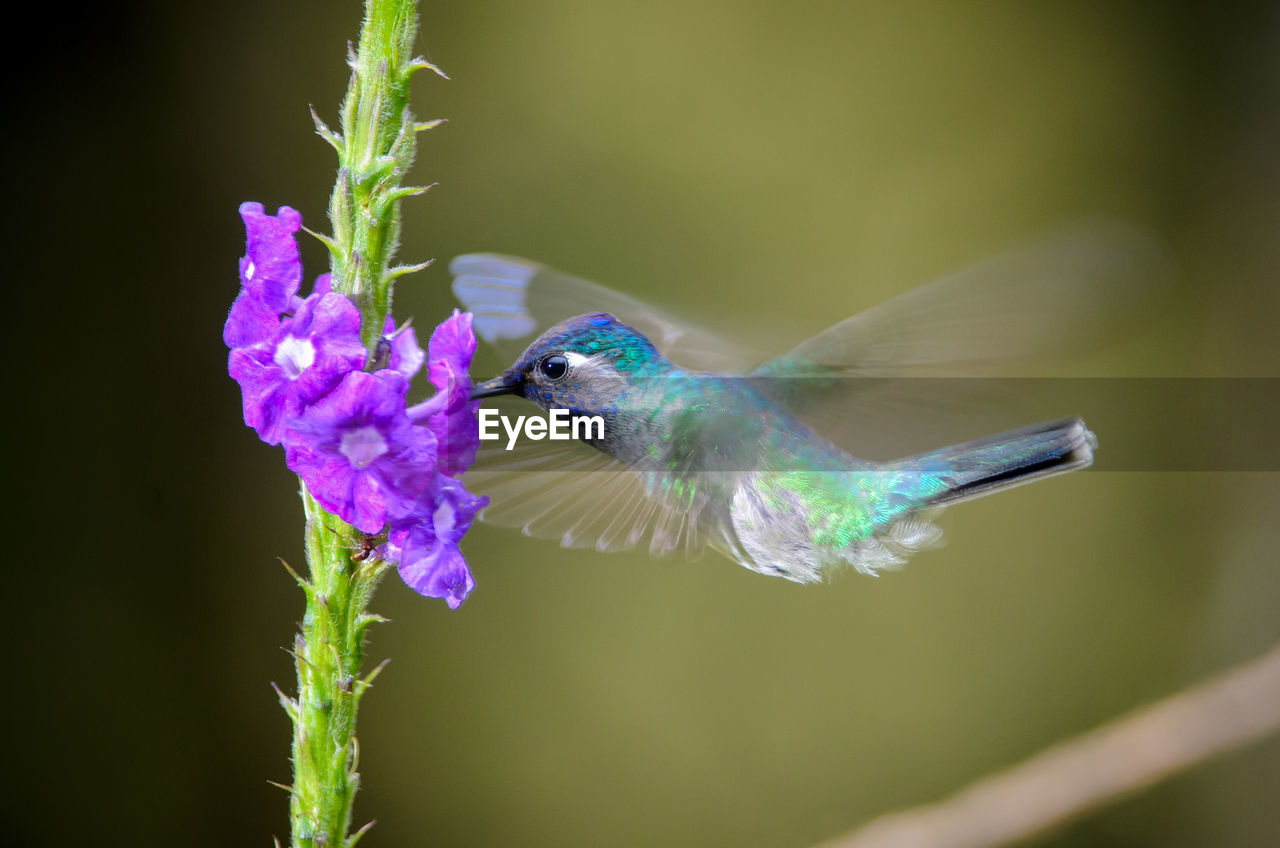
<box><xmin>224</xmin><ymin>289</ymin><xmax>282</xmax><ymax>349</ymax></box>
<box><xmin>223</xmin><ymin>204</ymin><xmax>311</xmax><ymax>349</ymax></box>
<box><xmin>226</xmin><ymin>200</ymin><xmax>489</xmax><ymax>608</ymax></box>
<box><xmin>283</xmin><ymin>370</ymin><xmax>437</xmax><ymax>533</ymax></box>
<box><xmin>238</xmin><ymin>202</ymin><xmax>303</xmax><ymax>314</ymax></box>
<box><xmin>382</xmin><ymin>314</ymin><xmax>425</xmax><ymax>378</ymax></box>
<box><xmin>388</xmin><ymin>476</ymin><xmax>488</xmax><ymax>609</ymax></box>
<box><xmin>229</xmin><ymin>292</ymin><xmax>368</xmax><ymax>444</ymax></box>
<box><xmin>408</xmin><ymin>310</ymin><xmax>482</xmax><ymax>476</ymax></box>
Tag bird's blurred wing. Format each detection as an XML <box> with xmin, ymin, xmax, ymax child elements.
<box><xmin>748</xmin><ymin>220</ymin><xmax>1169</xmax><ymax>458</ymax></box>
<box><xmin>756</xmin><ymin>220</ymin><xmax>1167</xmax><ymax>380</ymax></box>
<box><xmin>450</xmin><ymin>253</ymin><xmax>754</xmax><ymax>372</ymax></box>
<box><xmin>466</xmin><ymin>404</ymin><xmax>730</xmax><ymax>559</ymax></box>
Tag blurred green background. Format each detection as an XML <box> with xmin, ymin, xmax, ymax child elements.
<box><xmin>12</xmin><ymin>1</ymin><xmax>1279</xmax><ymax>846</ymax></box>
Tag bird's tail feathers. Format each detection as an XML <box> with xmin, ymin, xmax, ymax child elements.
<box><xmin>898</xmin><ymin>417</ymin><xmax>1097</xmax><ymax>508</ymax></box>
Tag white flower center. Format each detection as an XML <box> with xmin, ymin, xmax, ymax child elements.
<box><xmin>433</xmin><ymin>500</ymin><xmax>456</xmax><ymax>537</ymax></box>
<box><xmin>274</xmin><ymin>335</ymin><xmax>316</xmax><ymax>379</ymax></box>
<box><xmin>340</xmin><ymin>426</ymin><xmax>389</xmax><ymax>469</ymax></box>
<box><xmin>245</xmin><ymin>260</ymin><xmax>257</xmax><ymax>280</ymax></box>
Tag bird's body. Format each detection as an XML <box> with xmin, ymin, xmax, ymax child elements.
<box><xmin>617</xmin><ymin>373</ymin><xmax>1092</xmax><ymax>582</ymax></box>
<box><xmin>463</xmin><ymin>298</ymin><xmax>1096</xmax><ymax>583</ymax></box>
<box><xmin>449</xmin><ymin>228</ymin><xmax>1161</xmax><ymax>580</ymax></box>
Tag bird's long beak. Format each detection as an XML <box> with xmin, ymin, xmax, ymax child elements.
<box><xmin>469</xmin><ymin>373</ymin><xmax>522</xmax><ymax>400</ymax></box>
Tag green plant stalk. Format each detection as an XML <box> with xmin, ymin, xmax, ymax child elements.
<box><xmin>324</xmin><ymin>0</ymin><xmax>441</xmax><ymax>352</ymax></box>
<box><xmin>285</xmin><ymin>493</ymin><xmax>389</xmax><ymax>848</ymax></box>
<box><xmin>281</xmin><ymin>1</ymin><xmax>442</xmax><ymax>845</ymax></box>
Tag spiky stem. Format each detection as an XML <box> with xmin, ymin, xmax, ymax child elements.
<box><xmin>284</xmin><ymin>1</ymin><xmax>444</xmax><ymax>845</ymax></box>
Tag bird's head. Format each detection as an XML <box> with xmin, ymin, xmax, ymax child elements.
<box><xmin>470</xmin><ymin>313</ymin><xmax>665</xmax><ymax>414</ymax></box>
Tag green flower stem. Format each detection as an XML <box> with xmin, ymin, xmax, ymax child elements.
<box><xmin>323</xmin><ymin>0</ymin><xmax>439</xmax><ymax>350</ymax></box>
<box><xmin>286</xmin><ymin>491</ymin><xmax>388</xmax><ymax>848</ymax></box>
<box><xmin>283</xmin><ymin>0</ymin><xmax>441</xmax><ymax>845</ymax></box>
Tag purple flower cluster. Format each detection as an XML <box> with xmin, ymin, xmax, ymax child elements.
<box><xmin>225</xmin><ymin>202</ymin><xmax>487</xmax><ymax>608</ymax></box>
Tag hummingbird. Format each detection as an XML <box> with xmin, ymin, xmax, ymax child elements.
<box><xmin>451</xmin><ymin>226</ymin><xmax>1155</xmax><ymax>582</ymax></box>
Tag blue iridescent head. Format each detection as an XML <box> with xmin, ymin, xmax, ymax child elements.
<box><xmin>470</xmin><ymin>312</ymin><xmax>665</xmax><ymax>412</ymax></box>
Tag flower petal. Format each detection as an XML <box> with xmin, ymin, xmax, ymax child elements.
<box><xmin>239</xmin><ymin>202</ymin><xmax>304</xmax><ymax>313</ymax></box>
<box><xmin>283</xmin><ymin>370</ymin><xmax>436</xmax><ymax>533</ymax></box>
<box><xmin>391</xmin><ymin>476</ymin><xmax>487</xmax><ymax>607</ymax></box>
<box><xmin>230</xmin><ymin>292</ymin><xmax>368</xmax><ymax>445</ymax></box>
<box><xmin>225</xmin><ymin>290</ymin><xmax>281</xmax><ymax>349</ymax></box>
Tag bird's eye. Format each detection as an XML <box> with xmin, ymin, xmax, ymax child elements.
<box><xmin>539</xmin><ymin>354</ymin><xmax>568</xmax><ymax>381</ymax></box>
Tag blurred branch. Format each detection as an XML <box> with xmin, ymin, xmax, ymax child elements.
<box><xmin>817</xmin><ymin>640</ymin><xmax>1280</xmax><ymax>848</ymax></box>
